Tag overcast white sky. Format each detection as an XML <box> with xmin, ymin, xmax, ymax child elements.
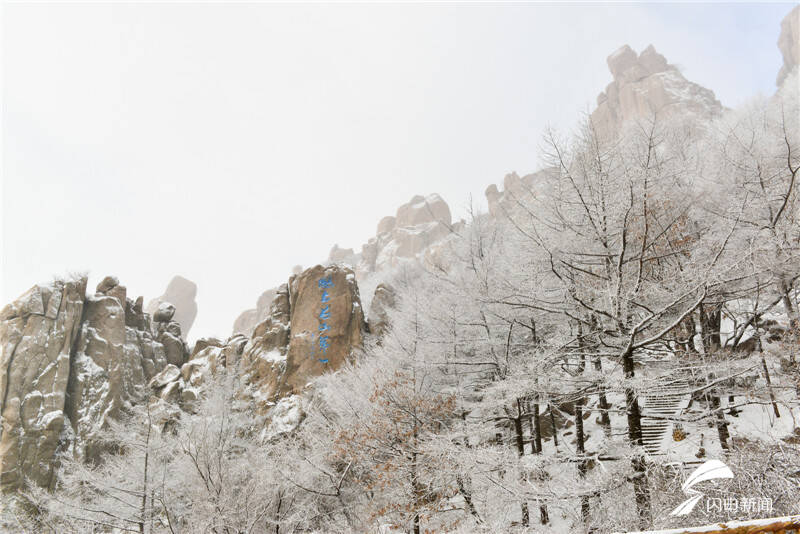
<box><xmin>2</xmin><ymin>2</ymin><xmax>794</xmax><ymax>340</ymax></box>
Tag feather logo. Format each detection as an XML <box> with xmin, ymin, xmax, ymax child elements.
<box><xmin>669</xmin><ymin>460</ymin><xmax>734</xmax><ymax>516</ymax></box>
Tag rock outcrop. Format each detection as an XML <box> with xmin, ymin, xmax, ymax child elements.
<box><xmin>367</xmin><ymin>283</ymin><xmax>396</xmax><ymax>338</ymax></box>
<box><xmin>147</xmin><ymin>333</ymin><xmax>248</xmax><ymax>414</ymax></box>
<box><xmin>234</xmin><ymin>197</ymin><xmax>455</xmax><ymax>338</ymax></box>
<box><xmin>0</xmin><ymin>277</ymin><xmax>86</xmax><ymax>492</ymax></box>
<box><xmin>591</xmin><ymin>45</ymin><xmax>723</xmax><ymax>139</ymax></box>
<box><xmin>146</xmin><ymin>276</ymin><xmax>198</xmax><ymax>339</ymax></box>
<box><xmin>487</xmin><ymin>45</ymin><xmax>725</xmax><ymax>219</ymax></box>
<box><xmin>0</xmin><ymin>275</ymin><xmax>174</xmax><ymax>492</ymax></box>
<box><xmin>484</xmin><ymin>169</ymin><xmax>557</xmax><ymax>219</ymax></box>
<box><xmin>66</xmin><ymin>277</ymin><xmax>169</xmax><ymax>463</ymax></box>
<box><xmin>328</xmin><ymin>244</ymin><xmax>357</xmax><ymax>265</ymax></box>
<box><xmin>242</xmin><ymin>264</ymin><xmax>366</xmax><ymax>408</ymax></box>
<box><xmin>151</xmin><ymin>303</ymin><xmax>189</xmax><ymax>367</ymax></box>
<box><xmin>232</xmin><ymin>288</ymin><xmax>277</xmax><ymax>336</ymax></box>
<box><xmin>777</xmin><ymin>6</ymin><xmax>800</xmax><ymax>87</ymax></box>
<box><xmin>357</xmin><ymin>194</ymin><xmax>455</xmax><ymax>276</ymax></box>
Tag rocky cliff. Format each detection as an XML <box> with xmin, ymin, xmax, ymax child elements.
<box><xmin>241</xmin><ymin>264</ymin><xmax>366</xmax><ymax>409</ymax></box>
<box><xmin>591</xmin><ymin>44</ymin><xmax>723</xmax><ymax>139</ymax></box>
<box><xmin>0</xmin><ymin>277</ymin><xmax>86</xmax><ymax>492</ymax></box>
<box><xmin>0</xmin><ymin>275</ymin><xmax>189</xmax><ymax>493</ymax></box>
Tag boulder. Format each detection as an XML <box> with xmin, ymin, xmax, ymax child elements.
<box><xmin>152</xmin><ymin>304</ymin><xmax>188</xmax><ymax>368</ymax></box>
<box><xmin>95</xmin><ymin>275</ymin><xmax>119</xmax><ymax>295</ymax></box>
<box><xmin>149</xmin><ymin>364</ymin><xmax>181</xmax><ymax>389</ymax></box>
<box><xmin>395</xmin><ymin>193</ymin><xmax>451</xmax><ymax>228</ymax></box>
<box><xmin>146</xmin><ymin>276</ymin><xmax>198</xmax><ymax>339</ymax></box>
<box><xmin>157</xmin><ymin>326</ymin><xmax>187</xmax><ymax>367</ymax></box>
<box><xmin>0</xmin><ymin>276</ymin><xmax>87</xmax><ymax>492</ymax></box>
<box><xmin>153</xmin><ymin>302</ymin><xmax>176</xmax><ymax>323</ymax></box>
<box><xmin>220</xmin><ymin>334</ymin><xmax>248</xmax><ymax>369</ymax></box>
<box><xmin>607</xmin><ymin>45</ymin><xmax>638</xmax><ymax>79</ymax></box>
<box><xmin>191</xmin><ymin>337</ymin><xmax>224</xmax><ymax>359</ymax></box>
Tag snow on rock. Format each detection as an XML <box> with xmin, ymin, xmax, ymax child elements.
<box><xmin>262</xmin><ymin>395</ymin><xmax>305</xmax><ymax>440</ymax></box>
<box><xmin>0</xmin><ymin>276</ymin><xmax>87</xmax><ymax>492</ymax></box>
<box><xmin>591</xmin><ymin>44</ymin><xmax>723</xmax><ymax>140</ymax></box>
<box><xmin>260</xmin><ymin>349</ymin><xmax>287</xmax><ymax>365</ymax></box>
<box><xmin>241</xmin><ymin>265</ymin><xmax>366</xmax><ymax>410</ymax></box>
<box><xmin>0</xmin><ymin>273</ymin><xmax>176</xmax><ymax>492</ymax></box>
<box><xmin>349</xmin><ymin>193</ymin><xmax>459</xmax><ymax>277</ymax></box>
<box><xmin>150</xmin><ymin>364</ymin><xmax>181</xmax><ymax>389</ymax></box>
<box><xmin>66</xmin><ymin>281</ymin><xmax>169</xmax><ymax>464</ymax></box>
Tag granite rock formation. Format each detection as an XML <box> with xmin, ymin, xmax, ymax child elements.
<box><xmin>241</xmin><ymin>264</ymin><xmax>366</xmax><ymax>409</ymax></box>
<box><xmin>0</xmin><ymin>275</ymin><xmax>178</xmax><ymax>492</ymax></box>
<box><xmin>0</xmin><ymin>277</ymin><xmax>86</xmax><ymax>492</ymax></box>
<box><xmin>367</xmin><ymin>283</ymin><xmax>396</xmax><ymax>338</ymax></box>
<box><xmin>67</xmin><ymin>277</ymin><xmax>169</xmax><ymax>463</ymax></box>
<box><xmin>146</xmin><ymin>275</ymin><xmax>198</xmax><ymax>339</ymax></box>
<box><xmin>591</xmin><ymin>44</ymin><xmax>723</xmax><ymax>139</ymax></box>
<box><xmin>152</xmin><ymin>303</ymin><xmax>189</xmax><ymax>368</ymax></box>
<box><xmin>487</xmin><ymin>45</ymin><xmax>724</xmax><ymax>217</ymax></box>
<box><xmin>357</xmin><ymin>194</ymin><xmax>455</xmax><ymax>276</ymax></box>
<box><xmin>232</xmin><ymin>288</ymin><xmax>277</xmax><ymax>336</ymax></box>
<box><xmin>146</xmin><ymin>333</ymin><xmax>248</xmax><ymax>414</ymax></box>
<box><xmin>484</xmin><ymin>169</ymin><xmax>557</xmax><ymax>219</ymax></box>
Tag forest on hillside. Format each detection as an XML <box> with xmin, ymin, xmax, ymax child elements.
<box><xmin>3</xmin><ymin>70</ymin><xmax>798</xmax><ymax>534</ymax></box>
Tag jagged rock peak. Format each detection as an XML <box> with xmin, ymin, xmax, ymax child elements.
<box><xmin>777</xmin><ymin>5</ymin><xmax>800</xmax><ymax>86</ymax></box>
<box><xmin>146</xmin><ymin>275</ymin><xmax>198</xmax><ymax>339</ymax></box>
<box><xmin>592</xmin><ymin>44</ymin><xmax>723</xmax><ymax>138</ymax></box>
<box><xmin>606</xmin><ymin>44</ymin><xmax>669</xmax><ymax>83</ymax></box>
<box><xmin>356</xmin><ymin>193</ymin><xmax>457</xmax><ymax>276</ymax></box>
<box><xmin>394</xmin><ymin>193</ymin><xmax>451</xmax><ymax>229</ymax></box>
<box><xmin>484</xmin><ymin>169</ymin><xmax>557</xmax><ymax>218</ymax></box>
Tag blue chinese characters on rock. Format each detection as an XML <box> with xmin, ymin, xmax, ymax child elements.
<box><xmin>312</xmin><ymin>275</ymin><xmax>334</xmax><ymax>364</ymax></box>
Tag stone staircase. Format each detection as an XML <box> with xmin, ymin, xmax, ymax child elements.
<box><xmin>640</xmin><ymin>377</ymin><xmax>691</xmax><ymax>455</ymax></box>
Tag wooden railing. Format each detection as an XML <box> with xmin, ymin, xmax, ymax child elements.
<box><xmin>620</xmin><ymin>515</ymin><xmax>800</xmax><ymax>534</ymax></box>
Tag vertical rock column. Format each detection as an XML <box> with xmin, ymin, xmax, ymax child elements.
<box><xmin>0</xmin><ymin>276</ymin><xmax>87</xmax><ymax>492</ymax></box>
